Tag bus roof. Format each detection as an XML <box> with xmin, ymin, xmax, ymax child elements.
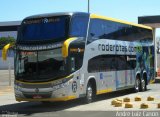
<box><xmin>23</xmin><ymin>12</ymin><xmax>152</xmax><ymax>30</ymax></box>
<box><xmin>24</xmin><ymin>12</ymin><xmax>88</xmax><ymax>20</ymax></box>
<box><xmin>90</xmin><ymin>14</ymin><xmax>153</xmax><ymax>30</ymax></box>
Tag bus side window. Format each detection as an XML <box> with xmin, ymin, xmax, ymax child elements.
<box><xmin>88</xmin><ymin>19</ymin><xmax>104</xmax><ymax>43</ymax></box>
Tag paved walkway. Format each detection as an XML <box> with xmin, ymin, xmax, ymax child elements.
<box><xmin>0</xmin><ymin>86</ymin><xmax>13</xmax><ymax>96</ymax></box>
<box><xmin>0</xmin><ymin>70</ymin><xmax>14</xmax><ymax>95</ymax></box>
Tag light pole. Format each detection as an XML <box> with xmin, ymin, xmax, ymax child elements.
<box><xmin>88</xmin><ymin>0</ymin><xmax>90</xmax><ymax>13</ymax></box>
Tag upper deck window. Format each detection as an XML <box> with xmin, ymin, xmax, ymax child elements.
<box><xmin>70</xmin><ymin>15</ymin><xmax>89</xmax><ymax>37</ymax></box>
<box><xmin>88</xmin><ymin>19</ymin><xmax>153</xmax><ymax>43</ymax></box>
<box><xmin>18</xmin><ymin>16</ymin><xmax>70</xmax><ymax>43</ymax></box>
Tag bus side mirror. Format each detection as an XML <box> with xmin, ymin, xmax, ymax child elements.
<box><xmin>2</xmin><ymin>43</ymin><xmax>14</xmax><ymax>61</ymax></box>
<box><xmin>62</xmin><ymin>38</ymin><xmax>76</xmax><ymax>58</ymax></box>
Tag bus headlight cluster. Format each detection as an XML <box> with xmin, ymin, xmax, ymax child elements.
<box><xmin>52</xmin><ymin>82</ymin><xmax>69</xmax><ymax>91</ymax></box>
<box><xmin>64</xmin><ymin>81</ymin><xmax>70</xmax><ymax>86</ymax></box>
<box><xmin>14</xmin><ymin>83</ymin><xmax>22</xmax><ymax>91</ymax></box>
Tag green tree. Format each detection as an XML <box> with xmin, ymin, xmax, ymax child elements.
<box><xmin>0</xmin><ymin>37</ymin><xmax>15</xmax><ymax>49</ymax></box>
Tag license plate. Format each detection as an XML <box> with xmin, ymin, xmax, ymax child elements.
<box><xmin>33</xmin><ymin>95</ymin><xmax>42</xmax><ymax>99</ymax></box>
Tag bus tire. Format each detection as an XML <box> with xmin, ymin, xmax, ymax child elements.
<box><xmin>134</xmin><ymin>76</ymin><xmax>141</xmax><ymax>92</ymax></box>
<box><xmin>85</xmin><ymin>82</ymin><xmax>94</xmax><ymax>103</ymax></box>
<box><xmin>141</xmin><ymin>74</ymin><xmax>147</xmax><ymax>92</ymax></box>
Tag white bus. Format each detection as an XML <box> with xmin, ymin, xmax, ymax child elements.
<box><xmin>3</xmin><ymin>12</ymin><xmax>154</xmax><ymax>103</ymax></box>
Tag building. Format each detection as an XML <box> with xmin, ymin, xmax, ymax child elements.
<box><xmin>0</xmin><ymin>21</ymin><xmax>21</xmax><ymax>69</ymax></box>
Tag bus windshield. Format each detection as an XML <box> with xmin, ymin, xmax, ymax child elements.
<box><xmin>15</xmin><ymin>48</ymin><xmax>68</xmax><ymax>82</ymax></box>
<box><xmin>18</xmin><ymin>16</ymin><xmax>70</xmax><ymax>42</ymax></box>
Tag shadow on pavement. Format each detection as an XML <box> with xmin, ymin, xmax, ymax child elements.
<box><xmin>0</xmin><ymin>88</ymin><xmax>146</xmax><ymax>116</ymax></box>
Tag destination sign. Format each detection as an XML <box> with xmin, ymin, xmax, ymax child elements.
<box><xmin>24</xmin><ymin>17</ymin><xmax>60</xmax><ymax>24</ymax></box>
<box><xmin>17</xmin><ymin>43</ymin><xmax>62</xmax><ymax>51</ymax></box>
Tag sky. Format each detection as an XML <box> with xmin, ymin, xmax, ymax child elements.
<box><xmin>1</xmin><ymin>0</ymin><xmax>160</xmax><ymax>36</ymax></box>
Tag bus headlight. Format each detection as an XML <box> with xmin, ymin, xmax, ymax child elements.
<box><xmin>14</xmin><ymin>82</ymin><xmax>22</xmax><ymax>91</ymax></box>
<box><xmin>14</xmin><ymin>84</ymin><xmax>22</xmax><ymax>91</ymax></box>
<box><xmin>64</xmin><ymin>81</ymin><xmax>69</xmax><ymax>86</ymax></box>
<box><xmin>52</xmin><ymin>82</ymin><xmax>69</xmax><ymax>91</ymax></box>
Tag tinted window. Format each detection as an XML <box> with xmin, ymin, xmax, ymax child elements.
<box><xmin>15</xmin><ymin>49</ymin><xmax>68</xmax><ymax>82</ymax></box>
<box><xmin>70</xmin><ymin>15</ymin><xmax>89</xmax><ymax>37</ymax></box>
<box><xmin>88</xmin><ymin>19</ymin><xmax>153</xmax><ymax>43</ymax></box>
<box><xmin>88</xmin><ymin>55</ymin><xmax>136</xmax><ymax>73</ymax></box>
<box><xmin>18</xmin><ymin>16</ymin><xmax>70</xmax><ymax>42</ymax></box>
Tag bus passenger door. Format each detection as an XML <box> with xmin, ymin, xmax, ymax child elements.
<box><xmin>125</xmin><ymin>70</ymin><xmax>135</xmax><ymax>87</ymax></box>
<box><xmin>70</xmin><ymin>51</ymin><xmax>85</xmax><ymax>97</ymax></box>
<box><xmin>115</xmin><ymin>71</ymin><xmax>126</xmax><ymax>89</ymax></box>
<box><xmin>125</xmin><ymin>56</ymin><xmax>137</xmax><ymax>86</ymax></box>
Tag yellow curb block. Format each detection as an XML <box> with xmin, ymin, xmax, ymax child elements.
<box><xmin>116</xmin><ymin>99</ymin><xmax>123</xmax><ymax>103</ymax></box>
<box><xmin>111</xmin><ymin>100</ymin><xmax>117</xmax><ymax>105</ymax></box>
<box><xmin>147</xmin><ymin>96</ymin><xmax>154</xmax><ymax>101</ymax></box>
<box><xmin>123</xmin><ymin>97</ymin><xmax>130</xmax><ymax>102</ymax></box>
<box><xmin>115</xmin><ymin>101</ymin><xmax>122</xmax><ymax>107</ymax></box>
<box><xmin>125</xmin><ymin>103</ymin><xmax>133</xmax><ymax>108</ymax></box>
<box><xmin>141</xmin><ymin>103</ymin><xmax>149</xmax><ymax>109</ymax></box>
<box><xmin>111</xmin><ymin>99</ymin><xmax>122</xmax><ymax>105</ymax></box>
<box><xmin>135</xmin><ymin>96</ymin><xmax>141</xmax><ymax>101</ymax></box>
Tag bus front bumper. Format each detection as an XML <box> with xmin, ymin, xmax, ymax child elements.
<box><xmin>14</xmin><ymin>80</ymin><xmax>76</xmax><ymax>102</ymax></box>
<box><xmin>15</xmin><ymin>95</ymin><xmax>76</xmax><ymax>102</ymax></box>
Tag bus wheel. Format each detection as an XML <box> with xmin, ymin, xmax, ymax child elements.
<box><xmin>141</xmin><ymin>78</ymin><xmax>147</xmax><ymax>92</ymax></box>
<box><xmin>134</xmin><ymin>77</ymin><xmax>141</xmax><ymax>92</ymax></box>
<box><xmin>85</xmin><ymin>82</ymin><xmax>94</xmax><ymax>103</ymax></box>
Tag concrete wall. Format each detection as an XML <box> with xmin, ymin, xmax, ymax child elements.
<box><xmin>0</xmin><ymin>57</ymin><xmax>14</xmax><ymax>70</ymax></box>
<box><xmin>0</xmin><ymin>31</ymin><xmax>17</xmax><ymax>39</ymax></box>
<box><xmin>0</xmin><ymin>50</ymin><xmax>14</xmax><ymax>69</ymax></box>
